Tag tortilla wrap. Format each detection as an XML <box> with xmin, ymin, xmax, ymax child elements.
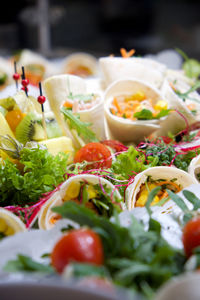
<box><xmin>99</xmin><ymin>56</ymin><xmax>166</xmax><ymax>88</ymax></box>
<box><xmin>18</xmin><ymin>49</ymin><xmax>58</xmax><ymax>78</ymax></box>
<box><xmin>156</xmin><ymin>78</ymin><xmax>200</xmax><ymax>136</ymax></box>
<box><xmin>188</xmin><ymin>154</ymin><xmax>200</xmax><ymax>183</ymax></box>
<box><xmin>0</xmin><ymin>208</ymin><xmax>26</xmax><ymax>235</ymax></box>
<box><xmin>43</xmin><ymin>74</ymin><xmax>105</xmax><ymax>142</ymax></box>
<box><xmin>104</xmin><ymin>78</ymin><xmax>167</xmax><ymax>143</ymax></box>
<box><xmin>62</xmin><ymin>52</ymin><xmax>99</xmax><ymax>78</ymax></box>
<box><xmin>126</xmin><ymin>166</ymin><xmax>197</xmax><ymax>211</ymax></box>
<box><xmin>38</xmin><ymin>174</ymin><xmax>122</xmax><ymax>230</ymax></box>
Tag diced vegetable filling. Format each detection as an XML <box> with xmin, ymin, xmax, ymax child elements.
<box><xmin>136</xmin><ymin>178</ymin><xmax>181</xmax><ymax>207</ymax></box>
<box><xmin>110</xmin><ymin>91</ymin><xmax>168</xmax><ymax>120</ymax></box>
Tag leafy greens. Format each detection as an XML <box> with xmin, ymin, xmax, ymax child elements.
<box><xmin>0</xmin><ymin>146</ymin><xmax>68</xmax><ymax>206</ymax></box>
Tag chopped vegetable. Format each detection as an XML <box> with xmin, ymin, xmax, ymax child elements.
<box><xmin>110</xmin><ymin>93</ymin><xmax>169</xmax><ymax>120</ymax></box>
<box><xmin>141</xmin><ymin>138</ymin><xmax>199</xmax><ymax>171</ymax></box>
<box><xmin>120</xmin><ymin>48</ymin><xmax>135</xmax><ymax>58</ymax></box>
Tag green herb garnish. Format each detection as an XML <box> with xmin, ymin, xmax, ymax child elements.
<box><xmin>176</xmin><ymin>48</ymin><xmax>200</xmax><ymax>79</ymax></box>
<box><xmin>61</xmin><ymin>107</ymin><xmax>98</xmax><ymax>143</ymax></box>
<box><xmin>4</xmin><ymin>254</ymin><xmax>54</xmax><ymax>273</ymax></box>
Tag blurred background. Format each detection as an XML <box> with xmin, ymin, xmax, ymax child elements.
<box><xmin>0</xmin><ymin>0</ymin><xmax>199</xmax><ymax>59</ymax></box>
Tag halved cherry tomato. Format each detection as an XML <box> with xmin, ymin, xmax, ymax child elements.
<box><xmin>74</xmin><ymin>142</ymin><xmax>112</xmax><ymax>170</ymax></box>
<box><xmin>161</xmin><ymin>136</ymin><xmax>174</xmax><ymax>144</ymax></box>
<box><xmin>182</xmin><ymin>217</ymin><xmax>200</xmax><ymax>257</ymax></box>
<box><xmin>101</xmin><ymin>140</ymin><xmax>128</xmax><ymax>152</ymax></box>
<box><xmin>51</xmin><ymin>228</ymin><xmax>104</xmax><ymax>273</ymax></box>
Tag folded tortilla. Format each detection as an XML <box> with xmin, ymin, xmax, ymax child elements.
<box><xmin>126</xmin><ymin>166</ymin><xmax>197</xmax><ymax>210</ymax></box>
<box><xmin>188</xmin><ymin>154</ymin><xmax>200</xmax><ymax>183</ymax></box>
<box><xmin>18</xmin><ymin>49</ymin><xmax>58</xmax><ymax>78</ymax></box>
<box><xmin>38</xmin><ymin>174</ymin><xmax>122</xmax><ymax>230</ymax></box>
<box><xmin>43</xmin><ymin>74</ymin><xmax>105</xmax><ymax>142</ymax></box>
<box><xmin>0</xmin><ymin>208</ymin><xmax>26</xmax><ymax>236</ymax></box>
<box><xmin>62</xmin><ymin>52</ymin><xmax>99</xmax><ymax>78</ymax></box>
<box><xmin>99</xmin><ymin>56</ymin><xmax>166</xmax><ymax>89</ymax></box>
<box><xmin>156</xmin><ymin>78</ymin><xmax>200</xmax><ymax>136</ymax></box>
<box><xmin>104</xmin><ymin>78</ymin><xmax>166</xmax><ymax>143</ymax></box>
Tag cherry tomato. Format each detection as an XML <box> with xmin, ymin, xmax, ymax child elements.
<box><xmin>101</xmin><ymin>140</ymin><xmax>128</xmax><ymax>152</ymax></box>
<box><xmin>74</xmin><ymin>142</ymin><xmax>112</xmax><ymax>170</ymax></box>
<box><xmin>182</xmin><ymin>217</ymin><xmax>200</xmax><ymax>257</ymax></box>
<box><xmin>160</xmin><ymin>136</ymin><xmax>174</xmax><ymax>144</ymax></box>
<box><xmin>51</xmin><ymin>228</ymin><xmax>104</xmax><ymax>273</ymax></box>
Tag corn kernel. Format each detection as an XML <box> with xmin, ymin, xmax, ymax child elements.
<box><xmin>63</xmin><ymin>181</ymin><xmax>81</xmax><ymax>201</ymax></box>
<box><xmin>154</xmin><ymin>100</ymin><xmax>168</xmax><ymax>111</ymax></box>
<box><xmin>125</xmin><ymin>91</ymin><xmax>146</xmax><ymax>102</ymax></box>
<box><xmin>87</xmin><ymin>185</ymin><xmax>97</xmax><ymax>199</ymax></box>
<box><xmin>136</xmin><ymin>191</ymin><xmax>148</xmax><ymax>207</ymax></box>
<box><xmin>151</xmin><ymin>195</ymin><xmax>160</xmax><ymax>206</ymax></box>
<box><xmin>0</xmin><ymin>218</ymin><xmax>8</xmax><ymax>232</ymax></box>
<box><xmin>4</xmin><ymin>226</ymin><xmax>15</xmax><ymax>236</ymax></box>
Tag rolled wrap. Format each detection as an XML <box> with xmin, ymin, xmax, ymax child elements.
<box><xmin>126</xmin><ymin>166</ymin><xmax>197</xmax><ymax>210</ymax></box>
<box><xmin>104</xmin><ymin>79</ymin><xmax>167</xmax><ymax>144</ymax></box>
<box><xmin>38</xmin><ymin>174</ymin><xmax>122</xmax><ymax>230</ymax></box>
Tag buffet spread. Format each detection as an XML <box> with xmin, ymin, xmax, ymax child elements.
<box><xmin>0</xmin><ymin>48</ymin><xmax>200</xmax><ymax>299</ymax></box>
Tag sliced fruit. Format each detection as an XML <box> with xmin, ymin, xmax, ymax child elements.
<box><xmin>0</xmin><ymin>72</ymin><xmax>7</xmax><ymax>85</ymax></box>
<box><xmin>15</xmin><ymin>113</ymin><xmax>45</xmax><ymax>144</ymax></box>
<box><xmin>13</xmin><ymin>91</ymin><xmax>41</xmax><ymax>114</ymax></box>
<box><xmin>15</xmin><ymin>112</ymin><xmax>64</xmax><ymax>144</ymax></box>
<box><xmin>5</xmin><ymin>109</ymin><xmax>25</xmax><ymax>133</ymax></box>
<box><xmin>39</xmin><ymin>136</ymin><xmax>75</xmax><ymax>162</ymax></box>
<box><xmin>0</xmin><ymin>112</ymin><xmax>15</xmax><ymax>138</ymax></box>
<box><xmin>0</xmin><ymin>97</ymin><xmax>17</xmax><ymax>111</ymax></box>
<box><xmin>0</xmin><ymin>105</ymin><xmax>7</xmax><ymax>116</ymax></box>
<box><xmin>46</xmin><ymin>118</ymin><xmax>62</xmax><ymax>139</ymax></box>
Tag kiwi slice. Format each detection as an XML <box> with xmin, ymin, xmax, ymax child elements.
<box><xmin>15</xmin><ymin>113</ymin><xmax>46</xmax><ymax>144</ymax></box>
<box><xmin>0</xmin><ymin>97</ymin><xmax>17</xmax><ymax>111</ymax></box>
<box><xmin>46</xmin><ymin>118</ymin><xmax>62</xmax><ymax>139</ymax></box>
<box><xmin>0</xmin><ymin>72</ymin><xmax>7</xmax><ymax>85</ymax></box>
<box><xmin>0</xmin><ymin>105</ymin><xmax>7</xmax><ymax>116</ymax></box>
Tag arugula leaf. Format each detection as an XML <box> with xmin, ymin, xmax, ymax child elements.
<box><xmin>69</xmin><ymin>262</ymin><xmax>110</xmax><ymax>278</ymax></box>
<box><xmin>174</xmin><ymin>81</ymin><xmax>200</xmax><ymax>103</ymax></box>
<box><xmin>61</xmin><ymin>107</ymin><xmax>99</xmax><ymax>143</ymax></box>
<box><xmin>182</xmin><ymin>190</ymin><xmax>200</xmax><ymax>210</ymax></box>
<box><xmin>166</xmin><ymin>189</ymin><xmax>189</xmax><ymax>212</ymax></box>
<box><xmin>145</xmin><ymin>186</ymin><xmax>161</xmax><ymax>216</ymax></box>
<box><xmin>3</xmin><ymin>254</ymin><xmax>54</xmax><ymax>273</ymax></box>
